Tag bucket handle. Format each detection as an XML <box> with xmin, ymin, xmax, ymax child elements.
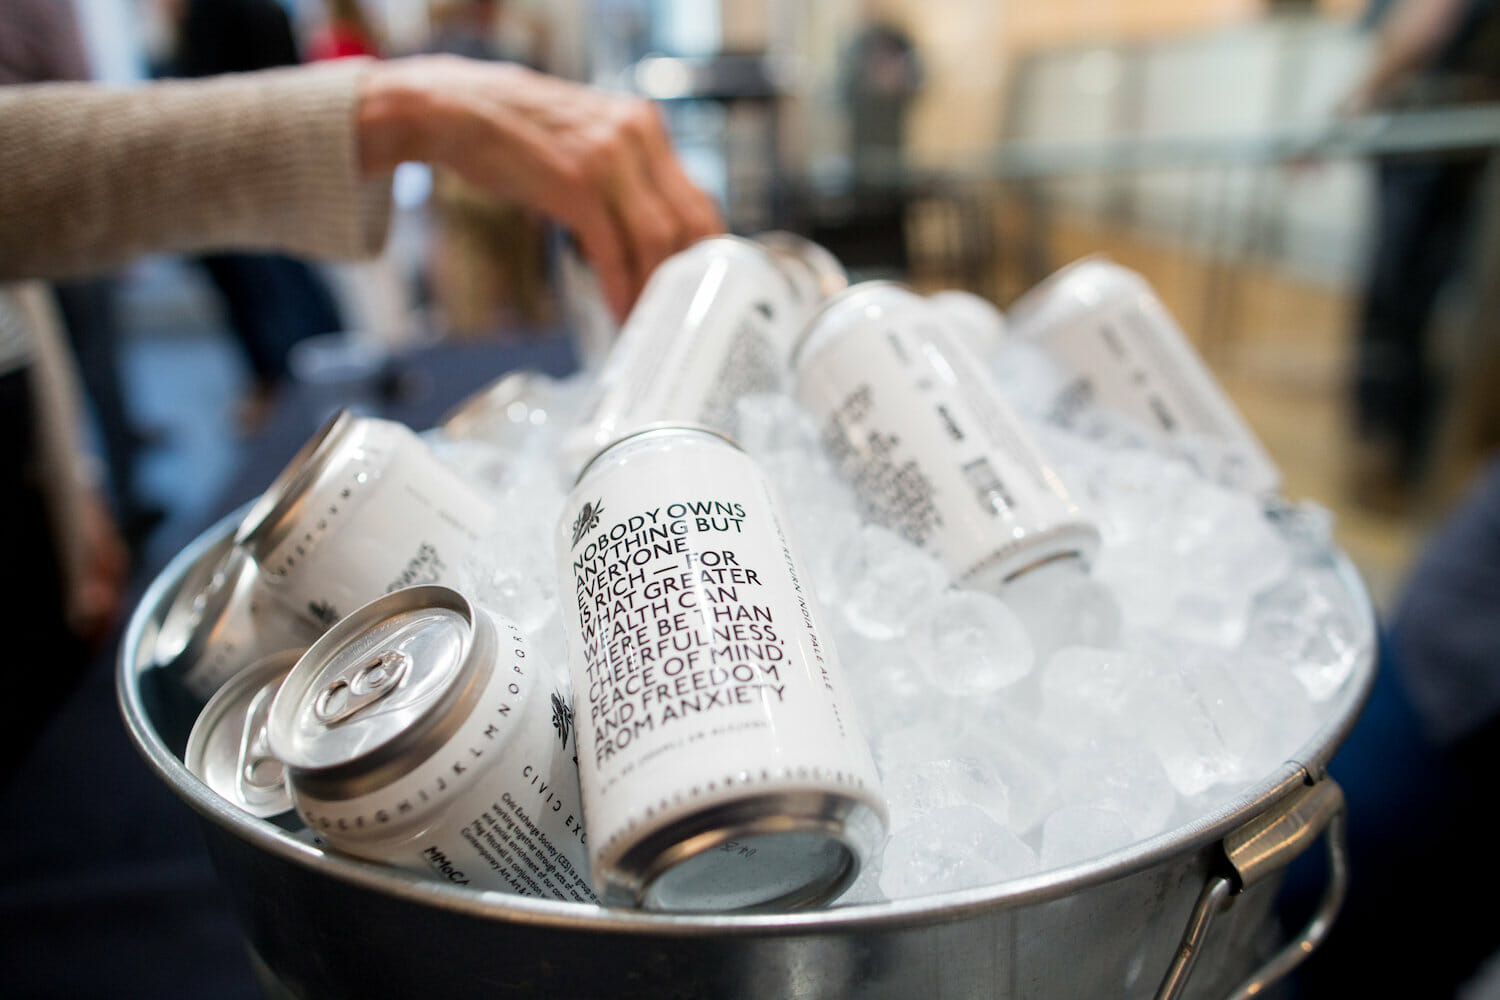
<box><xmin>1153</xmin><ymin>773</ymin><xmax>1348</xmax><ymax>1000</ymax></box>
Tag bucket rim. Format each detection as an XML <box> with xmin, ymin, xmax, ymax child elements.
<box><xmin>117</xmin><ymin>505</ymin><xmax>1378</xmax><ymax>937</ymax></box>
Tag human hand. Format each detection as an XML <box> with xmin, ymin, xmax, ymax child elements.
<box><xmin>67</xmin><ymin>488</ymin><xmax>128</xmax><ymax>646</ymax></box>
<box><xmin>358</xmin><ymin>55</ymin><xmax>725</xmax><ymax>321</ymax></box>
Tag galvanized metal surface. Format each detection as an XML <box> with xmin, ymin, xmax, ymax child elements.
<box><xmin>119</xmin><ymin>508</ymin><xmax>1377</xmax><ymax>1000</ymax></box>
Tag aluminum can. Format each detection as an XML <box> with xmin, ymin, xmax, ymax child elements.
<box><xmin>439</xmin><ymin>369</ymin><xmax>557</xmax><ymax>447</ymax></box>
<box><xmin>793</xmin><ymin>281</ymin><xmax>1101</xmax><ymax>589</ymax></box>
<box><xmin>185</xmin><ymin>649</ymin><xmax>304</xmax><ymax>829</ymax></box>
<box><xmin>152</xmin><ymin>535</ymin><xmax>320</xmax><ymax>702</ymax></box>
<box><xmin>1006</xmin><ymin>256</ymin><xmax>1281</xmax><ymax>495</ymax></box>
<box><xmin>266</xmin><ymin>585</ymin><xmax>596</xmax><ymax>902</ymax></box>
<box><xmin>560</xmin><ymin>233</ymin><xmax>847</xmax><ymax>480</ymax></box>
<box><xmin>929</xmin><ymin>288</ymin><xmax>1008</xmax><ymax>359</ymax></box>
<box><xmin>234</xmin><ymin>409</ymin><xmax>497</xmax><ymax>631</ymax></box>
<box><xmin>559</xmin><ymin>425</ymin><xmax>887</xmax><ymax>912</ymax></box>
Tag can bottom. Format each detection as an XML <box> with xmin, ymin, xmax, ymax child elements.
<box><xmin>603</xmin><ymin>792</ymin><xmax>885</xmax><ymax>913</ymax></box>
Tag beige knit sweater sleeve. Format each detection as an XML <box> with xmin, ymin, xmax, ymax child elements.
<box><xmin>0</xmin><ymin>59</ymin><xmax>392</xmax><ymax>281</ymax></box>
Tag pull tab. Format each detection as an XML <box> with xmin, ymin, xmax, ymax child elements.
<box><xmin>313</xmin><ymin>650</ymin><xmax>410</xmax><ymax>726</ymax></box>
<box><xmin>237</xmin><ymin>683</ymin><xmax>287</xmax><ymax>808</ymax></box>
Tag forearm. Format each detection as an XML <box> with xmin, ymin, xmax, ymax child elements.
<box><xmin>0</xmin><ymin>60</ymin><xmax>391</xmax><ymax>281</ymax></box>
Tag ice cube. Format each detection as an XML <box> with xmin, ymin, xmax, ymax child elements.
<box><xmin>999</xmin><ymin>558</ymin><xmax>1122</xmax><ymax>660</ymax></box>
<box><xmin>1230</xmin><ymin>651</ymin><xmax>1318</xmax><ymax>778</ymax></box>
<box><xmin>1039</xmin><ymin>805</ymin><xmax>1136</xmax><ymax>870</ymax></box>
<box><xmin>879</xmin><ymin>806</ymin><xmax>1038</xmax><ymax>898</ymax></box>
<box><xmin>834</xmin><ymin>524</ymin><xmax>952</xmax><ymax>639</ymax></box>
<box><xmin>1056</xmin><ymin>735</ymin><xmax>1176</xmax><ymax>841</ymax></box>
<box><xmin>1123</xmin><ymin>635</ymin><xmax>1261</xmax><ymax>796</ymax></box>
<box><xmin>881</xmin><ymin>755</ymin><xmax>1012</xmax><ymax>830</ymax></box>
<box><xmin>905</xmin><ymin>589</ymin><xmax>1035</xmax><ymax>695</ymax></box>
<box><xmin>733</xmin><ymin>392</ymin><xmax>820</xmax><ymax>457</ymax></box>
<box><xmin>953</xmin><ymin>711</ymin><xmax>1063</xmax><ymax>835</ymax></box>
<box><xmin>1038</xmin><ymin>645</ymin><xmax>1153</xmax><ymax>746</ymax></box>
<box><xmin>461</xmin><ymin>519</ymin><xmax>559</xmax><ymax>633</ymax></box>
<box><xmin>1245</xmin><ymin>567</ymin><xmax>1371</xmax><ymax>702</ymax></box>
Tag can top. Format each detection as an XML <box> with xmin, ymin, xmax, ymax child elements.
<box><xmin>185</xmin><ymin>649</ymin><xmax>301</xmax><ymax>819</ymax></box>
<box><xmin>234</xmin><ymin>408</ymin><xmax>363</xmax><ymax>560</ymax></box>
<box><xmin>153</xmin><ymin>534</ymin><xmax>243</xmax><ymax>671</ymax></box>
<box><xmin>787</xmin><ymin>279</ymin><xmax>918</xmax><ymax>369</ymax></box>
<box><xmin>1003</xmin><ymin>253</ymin><xmax>1141</xmax><ymax>339</ymax></box>
<box><xmin>438</xmin><ymin>368</ymin><xmax>549</xmax><ymax>441</ymax></box>
<box><xmin>267</xmin><ymin>585</ymin><xmax>491</xmax><ymax>795</ymax></box>
<box><xmin>749</xmin><ymin>230</ymin><xmax>850</xmax><ymax>303</ymax></box>
<box><xmin>571</xmin><ymin>421</ymin><xmax>743</xmax><ymax>488</ymax></box>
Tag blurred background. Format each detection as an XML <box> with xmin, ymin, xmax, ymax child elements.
<box><xmin>5</xmin><ymin>0</ymin><xmax>1499</xmax><ymax>995</ymax></box>
<box><xmin>46</xmin><ymin>0</ymin><xmax>1498</xmax><ymax>617</ymax></box>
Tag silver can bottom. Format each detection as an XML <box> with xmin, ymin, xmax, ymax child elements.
<box><xmin>605</xmin><ymin>791</ymin><xmax>886</xmax><ymax>913</ymax></box>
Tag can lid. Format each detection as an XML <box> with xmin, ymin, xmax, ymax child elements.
<box><xmin>787</xmin><ymin>279</ymin><xmax>917</xmax><ymax>370</ymax></box>
<box><xmin>438</xmin><ymin>368</ymin><xmax>549</xmax><ymax>441</ymax></box>
<box><xmin>604</xmin><ymin>791</ymin><xmax>887</xmax><ymax>913</ymax></box>
<box><xmin>234</xmin><ymin>408</ymin><xmax>362</xmax><ymax>561</ymax></box>
<box><xmin>153</xmin><ymin>535</ymin><xmax>244</xmax><ymax>672</ymax></box>
<box><xmin>266</xmin><ymin>585</ymin><xmax>492</xmax><ymax>797</ymax></box>
<box><xmin>1004</xmin><ymin>253</ymin><xmax>1135</xmax><ymax>338</ymax></box>
<box><xmin>749</xmin><ymin>231</ymin><xmax>849</xmax><ymax>303</ymax></box>
<box><xmin>185</xmin><ymin>650</ymin><xmax>302</xmax><ymax>819</ymax></box>
<box><xmin>571</xmin><ymin>421</ymin><xmax>743</xmax><ymax>488</ymax></box>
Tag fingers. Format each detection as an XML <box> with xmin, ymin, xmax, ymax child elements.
<box><xmin>388</xmin><ymin>57</ymin><xmax>726</xmax><ymax>319</ymax></box>
<box><xmin>626</xmin><ymin>101</ymin><xmax>725</xmax><ymax>242</ymax></box>
<box><xmin>548</xmin><ymin>97</ymin><xmax>724</xmax><ymax>321</ymax></box>
<box><xmin>569</xmin><ymin>98</ymin><xmax>722</xmax><ymax>319</ymax></box>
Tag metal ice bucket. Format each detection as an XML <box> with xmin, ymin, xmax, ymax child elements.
<box><xmin>118</xmin><ymin>508</ymin><xmax>1374</xmax><ymax>1000</ymax></box>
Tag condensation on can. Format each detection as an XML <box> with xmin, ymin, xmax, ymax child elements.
<box><xmin>233</xmin><ymin>408</ymin><xmax>496</xmax><ymax>631</ymax></box>
<box><xmin>184</xmin><ymin>649</ymin><xmax>304</xmax><ymax>828</ymax></box>
<box><xmin>792</xmin><ymin>280</ymin><xmax>1100</xmax><ymax>589</ymax></box>
<box><xmin>560</xmin><ymin>234</ymin><xmax>846</xmax><ymax>480</ymax></box>
<box><xmin>559</xmin><ymin>425</ymin><xmax>887</xmax><ymax>912</ymax></box>
<box><xmin>265</xmin><ymin>585</ymin><xmax>597</xmax><ymax>903</ymax></box>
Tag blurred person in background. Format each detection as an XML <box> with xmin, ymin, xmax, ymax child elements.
<box><xmin>0</xmin><ymin>50</ymin><xmax>721</xmax><ymax>769</ymax></box>
<box><xmin>308</xmin><ymin>0</ymin><xmax>383</xmax><ymax>62</ymax></box>
<box><xmin>1343</xmin><ymin>0</ymin><xmax>1500</xmax><ymax>514</ymax></box>
<box><xmin>424</xmin><ymin>0</ymin><xmax>558</xmax><ymax>337</ymax></box>
<box><xmin>0</xmin><ymin>0</ymin><xmax>164</xmax><ymax>554</ymax></box>
<box><xmin>836</xmin><ymin>3</ymin><xmax>923</xmax><ymax>277</ymax></box>
<box><xmin>160</xmin><ymin>0</ymin><xmax>349</xmax><ymax>431</ymax></box>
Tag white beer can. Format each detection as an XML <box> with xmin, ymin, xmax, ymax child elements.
<box><xmin>234</xmin><ymin>409</ymin><xmax>497</xmax><ymax>631</ymax></box>
<box><xmin>266</xmin><ymin>585</ymin><xmax>597</xmax><ymax>902</ymax></box>
<box><xmin>793</xmin><ymin>281</ymin><xmax>1101</xmax><ymax>589</ymax></box>
<box><xmin>185</xmin><ymin>649</ymin><xmax>303</xmax><ymax>829</ymax></box>
<box><xmin>1006</xmin><ymin>256</ymin><xmax>1281</xmax><ymax>495</ymax></box>
<box><xmin>560</xmin><ymin>233</ymin><xmax>847</xmax><ymax>480</ymax></box>
<box><xmin>153</xmin><ymin>536</ymin><xmax>321</xmax><ymax>702</ymax></box>
<box><xmin>559</xmin><ymin>426</ymin><xmax>887</xmax><ymax>911</ymax></box>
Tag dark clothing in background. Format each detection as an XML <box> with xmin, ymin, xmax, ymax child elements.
<box><xmin>1288</xmin><ymin>458</ymin><xmax>1500</xmax><ymax>997</ymax></box>
<box><xmin>0</xmin><ymin>368</ymin><xmax>88</xmax><ymax>779</ymax></box>
<box><xmin>197</xmin><ymin>252</ymin><xmax>344</xmax><ymax>384</ymax></box>
<box><xmin>171</xmin><ymin>0</ymin><xmax>345</xmax><ymax>390</ymax></box>
<box><xmin>174</xmin><ymin>0</ymin><xmax>302</xmax><ymax>77</ymax></box>
<box><xmin>1352</xmin><ymin>0</ymin><xmax>1500</xmax><ymax>484</ymax></box>
<box><xmin>1354</xmin><ymin>155</ymin><xmax>1488</xmax><ymax>476</ymax></box>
